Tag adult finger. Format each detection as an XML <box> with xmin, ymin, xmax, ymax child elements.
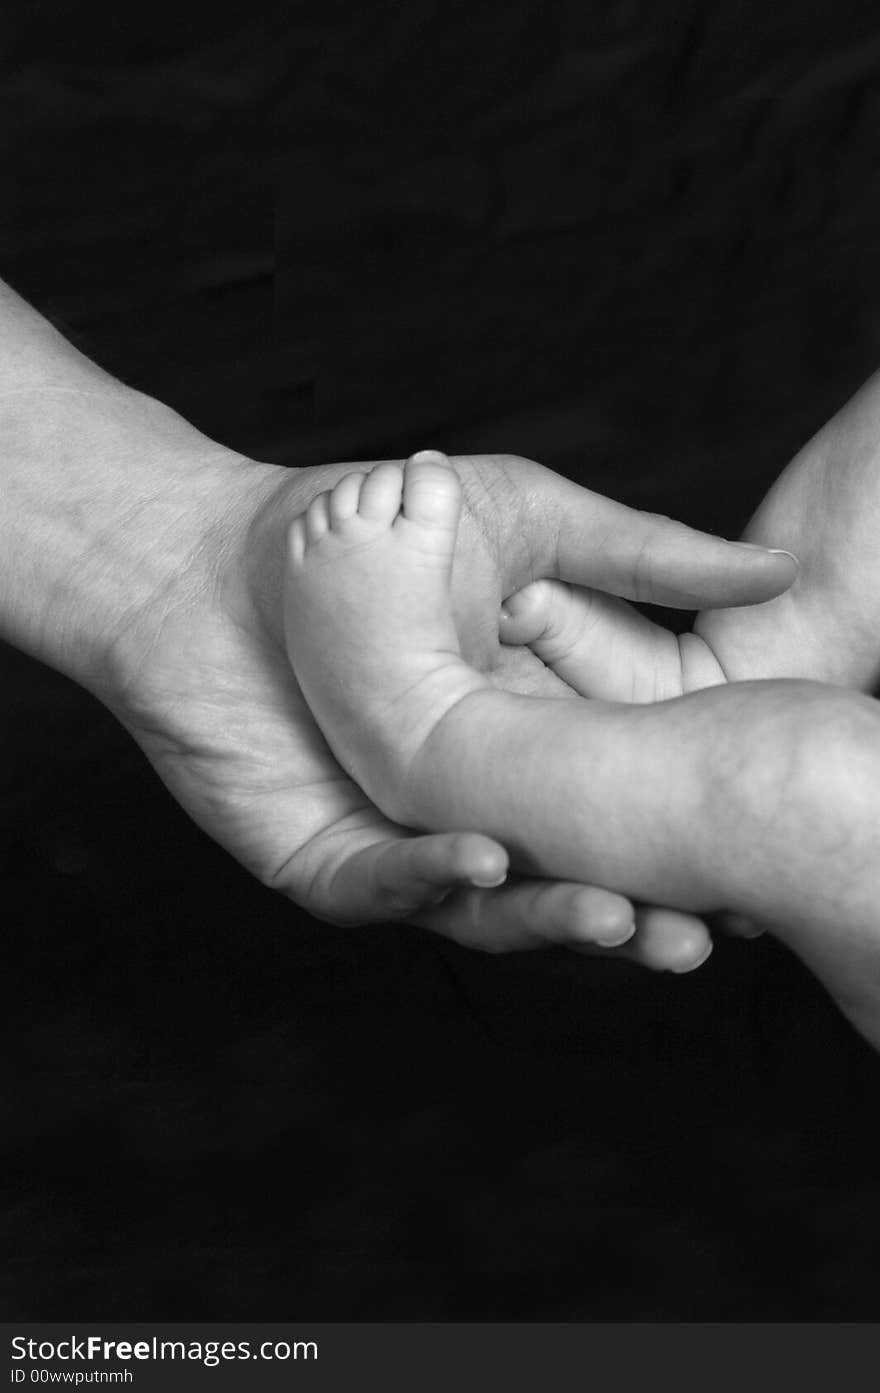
<box><xmin>713</xmin><ymin>910</ymin><xmax>767</xmax><ymax>940</ymax></box>
<box><xmin>412</xmin><ymin>877</ymin><xmax>638</xmax><ymax>952</ymax></box>
<box><xmin>520</xmin><ymin>462</ymin><xmax>798</xmax><ymax>609</ymax></box>
<box><xmin>320</xmin><ymin>829</ymin><xmax>509</xmax><ymax>924</ymax></box>
<box><xmin>603</xmin><ymin>906</ymin><xmax>714</xmax><ymax>973</ymax></box>
<box><xmin>415</xmin><ymin>879</ymin><xmax>717</xmax><ymax>974</ymax></box>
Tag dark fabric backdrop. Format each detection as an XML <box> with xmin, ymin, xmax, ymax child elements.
<box><xmin>3</xmin><ymin>1</ymin><xmax>880</xmax><ymax>1318</ymax></box>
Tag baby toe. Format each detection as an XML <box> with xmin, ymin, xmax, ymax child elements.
<box><xmin>305</xmin><ymin>490</ymin><xmax>332</xmax><ymax>542</ymax></box>
<box><xmin>286</xmin><ymin>516</ymin><xmax>307</xmax><ymax>566</ymax></box>
<box><xmin>329</xmin><ymin>471</ymin><xmax>366</xmax><ymax>527</ymax></box>
<box><xmin>359</xmin><ymin>462</ymin><xmax>405</xmax><ymax>524</ymax></box>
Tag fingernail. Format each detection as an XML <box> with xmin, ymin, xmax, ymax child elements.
<box><xmin>470</xmin><ymin>871</ymin><xmax>507</xmax><ymax>889</ymax></box>
<box><xmin>594</xmin><ymin>919</ymin><xmax>637</xmax><ymax>948</ymax></box>
<box><xmin>723</xmin><ymin>913</ymin><xmax>767</xmax><ymax>939</ymax></box>
<box><xmin>670</xmin><ymin>941</ymin><xmax>714</xmax><ymax>974</ymax></box>
<box><xmin>500</xmin><ymin>593</ymin><xmax>526</xmax><ymax>620</ymax></box>
<box><xmin>731</xmin><ymin>542</ymin><xmax>799</xmax><ymax>566</ymax></box>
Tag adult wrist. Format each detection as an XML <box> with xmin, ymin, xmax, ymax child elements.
<box><xmin>0</xmin><ymin>378</ymin><xmax>278</xmax><ymax>703</ymax></box>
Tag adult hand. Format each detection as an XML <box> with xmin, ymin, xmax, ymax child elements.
<box><xmin>498</xmin><ymin>374</ymin><xmax>880</xmax><ymax>950</ymax></box>
<box><xmin>499</xmin><ymin>371</ymin><xmax>880</xmax><ymax>703</ymax></box>
<box><xmin>693</xmin><ymin>367</ymin><xmax>880</xmax><ymax>694</ymax></box>
<box><xmin>0</xmin><ymin>283</ymin><xmax>795</xmax><ymax>963</ymax></box>
<box><xmin>100</xmin><ymin>424</ymin><xmax>795</xmax><ymax>962</ymax></box>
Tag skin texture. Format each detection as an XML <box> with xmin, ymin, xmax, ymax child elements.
<box><xmin>282</xmin><ymin>451</ymin><xmax>880</xmax><ymax>1052</ymax></box>
<box><xmin>105</xmin><ymin>441</ymin><xmax>792</xmax><ymax>964</ymax></box>
<box><xmin>0</xmin><ymin>278</ymin><xmax>798</xmax><ymax>961</ymax></box>
<box><xmin>695</xmin><ymin>367</ymin><xmax>880</xmax><ymax>695</ymax></box>
<box><xmin>497</xmin><ymin>368</ymin><xmax>880</xmax><ymax>1023</ymax></box>
<box><xmin>501</xmin><ymin>369</ymin><xmax>880</xmax><ymax>706</ymax></box>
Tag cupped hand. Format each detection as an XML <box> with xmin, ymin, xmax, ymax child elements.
<box><xmin>105</xmin><ymin>444</ymin><xmax>795</xmax><ymax>964</ymax></box>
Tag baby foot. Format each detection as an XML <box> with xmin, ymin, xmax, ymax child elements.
<box><xmin>285</xmin><ymin>453</ymin><xmax>721</xmax><ymax>973</ymax></box>
<box><xmin>284</xmin><ymin>450</ymin><xmax>489</xmax><ymax>823</ymax></box>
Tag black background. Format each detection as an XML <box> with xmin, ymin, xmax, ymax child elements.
<box><xmin>3</xmin><ymin>1</ymin><xmax>880</xmax><ymax>1319</ymax></box>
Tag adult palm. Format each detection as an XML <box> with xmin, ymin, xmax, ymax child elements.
<box><xmin>107</xmin><ymin>444</ymin><xmax>795</xmax><ymax>962</ymax></box>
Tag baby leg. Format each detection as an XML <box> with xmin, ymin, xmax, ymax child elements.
<box><xmin>498</xmin><ymin>571</ymin><xmax>880</xmax><ymax>1047</ymax></box>
<box><xmin>388</xmin><ymin>668</ymin><xmax>880</xmax><ymax>1052</ymax></box>
<box><xmin>281</xmin><ymin>449</ymin><xmax>777</xmax><ymax>912</ymax></box>
<box><xmin>283</xmin><ymin>450</ymin><xmax>880</xmax><ymax>1047</ymax></box>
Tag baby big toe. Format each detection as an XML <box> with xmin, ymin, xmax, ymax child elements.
<box><xmin>402</xmin><ymin>450</ymin><xmax>462</xmax><ymax>531</ymax></box>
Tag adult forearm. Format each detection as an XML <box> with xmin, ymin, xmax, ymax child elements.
<box><xmin>0</xmin><ymin>280</ymin><xmax>279</xmax><ymax>699</ymax></box>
